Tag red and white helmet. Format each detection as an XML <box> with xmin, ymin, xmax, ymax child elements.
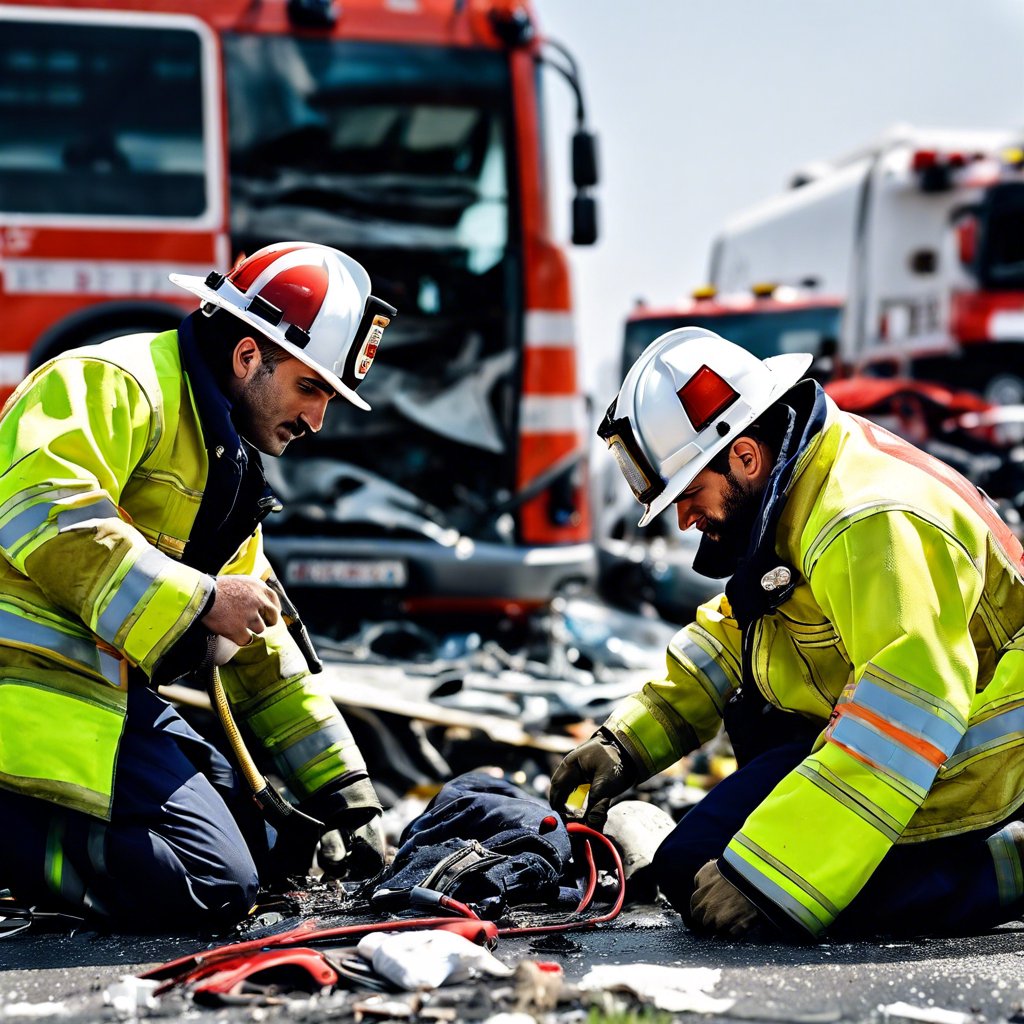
<box><xmin>170</xmin><ymin>241</ymin><xmax>396</xmax><ymax>411</ymax></box>
<box><xmin>599</xmin><ymin>327</ymin><xmax>813</xmax><ymax>526</ymax></box>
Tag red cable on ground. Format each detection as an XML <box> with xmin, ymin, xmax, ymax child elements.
<box><xmin>145</xmin><ymin>820</ymin><xmax>626</xmax><ymax>989</ymax></box>
<box><xmin>573</xmin><ymin>838</ymin><xmax>598</xmax><ymax>913</ymax></box>
<box><xmin>497</xmin><ymin>821</ymin><xmax>625</xmax><ymax>936</ymax></box>
<box><xmin>144</xmin><ymin>914</ymin><xmax>482</xmax><ymax>984</ymax></box>
<box><xmin>436</xmin><ymin>894</ymin><xmax>479</xmax><ymax>920</ymax></box>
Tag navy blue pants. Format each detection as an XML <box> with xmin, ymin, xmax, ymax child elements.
<box><xmin>653</xmin><ymin>740</ymin><xmax>1023</xmax><ymax>938</ymax></box>
<box><xmin>0</xmin><ymin>686</ymin><xmax>279</xmax><ymax>930</ymax></box>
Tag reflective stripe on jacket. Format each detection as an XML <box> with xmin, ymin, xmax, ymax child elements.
<box><xmin>0</xmin><ymin>331</ymin><xmax>365</xmax><ymax>819</ymax></box>
<box><xmin>605</xmin><ymin>395</ymin><xmax>1024</xmax><ymax>936</ymax></box>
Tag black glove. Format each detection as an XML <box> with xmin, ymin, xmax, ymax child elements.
<box><xmin>307</xmin><ymin>776</ymin><xmax>386</xmax><ymax>881</ymax></box>
<box><xmin>548</xmin><ymin>727</ymin><xmax>639</xmax><ymax>831</ymax></box>
<box><xmin>317</xmin><ymin>813</ymin><xmax>387</xmax><ymax>881</ymax></box>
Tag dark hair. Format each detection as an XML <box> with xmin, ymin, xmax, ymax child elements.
<box><xmin>705</xmin><ymin>401</ymin><xmax>791</xmax><ymax>475</ymax></box>
<box><xmin>188</xmin><ymin>307</ymin><xmax>286</xmax><ymax>383</ymax></box>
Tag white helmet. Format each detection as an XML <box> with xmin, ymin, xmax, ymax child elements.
<box><xmin>170</xmin><ymin>241</ymin><xmax>396</xmax><ymax>411</ymax></box>
<box><xmin>599</xmin><ymin>327</ymin><xmax>813</xmax><ymax>526</ymax></box>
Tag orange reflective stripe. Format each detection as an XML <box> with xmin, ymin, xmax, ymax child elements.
<box><xmin>836</xmin><ymin>701</ymin><xmax>948</xmax><ymax>768</ymax></box>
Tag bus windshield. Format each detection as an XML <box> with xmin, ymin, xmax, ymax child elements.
<box><xmin>224</xmin><ymin>36</ymin><xmax>511</xmax><ymax>273</ymax></box>
<box><xmin>224</xmin><ymin>35</ymin><xmax>520</xmax><ymax>541</ymax></box>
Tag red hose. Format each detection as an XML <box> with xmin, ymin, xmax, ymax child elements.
<box><xmin>146</xmin><ymin>820</ymin><xmax>626</xmax><ymax>988</ymax></box>
<box><xmin>498</xmin><ymin>822</ymin><xmax>625</xmax><ymax>936</ymax></box>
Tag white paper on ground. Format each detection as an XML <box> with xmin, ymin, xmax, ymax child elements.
<box><xmin>357</xmin><ymin>930</ymin><xmax>513</xmax><ymax>990</ymax></box>
<box><xmin>878</xmin><ymin>1001</ymin><xmax>973</xmax><ymax>1024</ymax></box>
<box><xmin>577</xmin><ymin>963</ymin><xmax>735</xmax><ymax>1014</ymax></box>
<box><xmin>102</xmin><ymin>976</ymin><xmax>160</xmax><ymax>1019</ymax></box>
<box><xmin>0</xmin><ymin>1004</ymin><xmax>68</xmax><ymax>1019</ymax></box>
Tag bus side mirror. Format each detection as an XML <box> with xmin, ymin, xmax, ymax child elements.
<box><xmin>572</xmin><ymin>193</ymin><xmax>598</xmax><ymax>246</ymax></box>
<box><xmin>573</xmin><ymin>130</ymin><xmax>599</xmax><ymax>189</ymax></box>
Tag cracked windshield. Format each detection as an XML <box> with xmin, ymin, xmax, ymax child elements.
<box><xmin>224</xmin><ymin>35</ymin><xmax>516</xmax><ymax>542</ymax></box>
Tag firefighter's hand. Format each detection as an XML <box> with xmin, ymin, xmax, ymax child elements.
<box><xmin>689</xmin><ymin>859</ymin><xmax>760</xmax><ymax>938</ymax></box>
<box><xmin>202</xmin><ymin>575</ymin><xmax>281</xmax><ymax>646</ymax></box>
<box><xmin>549</xmin><ymin>728</ymin><xmax>638</xmax><ymax>832</ymax></box>
<box><xmin>317</xmin><ymin>814</ymin><xmax>387</xmax><ymax>882</ymax></box>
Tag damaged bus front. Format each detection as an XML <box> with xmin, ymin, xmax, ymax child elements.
<box><xmin>228</xmin><ymin>5</ymin><xmax>600</xmax><ymax>629</ymax></box>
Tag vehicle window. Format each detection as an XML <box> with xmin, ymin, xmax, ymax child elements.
<box><xmin>224</xmin><ymin>35</ymin><xmax>520</xmax><ymax>536</ymax></box>
<box><xmin>224</xmin><ymin>36</ymin><xmax>511</xmax><ymax>269</ymax></box>
<box><xmin>980</xmin><ymin>184</ymin><xmax>1024</xmax><ymax>289</ymax></box>
<box><xmin>623</xmin><ymin>308</ymin><xmax>842</xmax><ymax>376</ymax></box>
<box><xmin>0</xmin><ymin>19</ymin><xmax>206</xmax><ymax>217</ymax></box>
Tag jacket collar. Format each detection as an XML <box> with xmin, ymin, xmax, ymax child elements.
<box><xmin>177</xmin><ymin>313</ymin><xmax>247</xmax><ymax>468</ymax></box>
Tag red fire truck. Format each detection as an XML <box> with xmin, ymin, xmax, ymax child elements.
<box><xmin>0</xmin><ymin>0</ymin><xmax>599</xmax><ymax>625</ymax></box>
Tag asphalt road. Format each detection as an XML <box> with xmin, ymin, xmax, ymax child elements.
<box><xmin>3</xmin><ymin>904</ymin><xmax>1024</xmax><ymax>1023</ymax></box>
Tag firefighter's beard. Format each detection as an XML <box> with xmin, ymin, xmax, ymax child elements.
<box><xmin>701</xmin><ymin>470</ymin><xmax>765</xmax><ymax>549</ymax></box>
<box><xmin>691</xmin><ymin>469</ymin><xmax>768</xmax><ymax>580</ymax></box>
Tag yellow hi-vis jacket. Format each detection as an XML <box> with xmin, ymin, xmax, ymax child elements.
<box><xmin>605</xmin><ymin>395</ymin><xmax>1024</xmax><ymax>936</ymax></box>
<box><xmin>0</xmin><ymin>330</ymin><xmax>366</xmax><ymax>820</ymax></box>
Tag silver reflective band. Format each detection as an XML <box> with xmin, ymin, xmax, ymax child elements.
<box><xmin>56</xmin><ymin>498</ymin><xmax>120</xmax><ymax>533</ymax></box>
<box><xmin>673</xmin><ymin>633</ymin><xmax>734</xmax><ymax>703</ymax></box>
<box><xmin>273</xmin><ymin>720</ymin><xmax>355</xmax><ymax>781</ymax></box>
<box><xmin>96</xmin><ymin>546</ymin><xmax>171</xmax><ymax>646</ymax></box>
<box><xmin>0</xmin><ymin>606</ymin><xmax>123</xmax><ymax>688</ymax></box>
<box><xmin>607</xmin><ymin>436</ymin><xmax>651</xmax><ymax>500</ymax></box>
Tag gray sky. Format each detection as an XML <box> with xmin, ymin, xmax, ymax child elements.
<box><xmin>536</xmin><ymin>0</ymin><xmax>1024</xmax><ymax>399</ymax></box>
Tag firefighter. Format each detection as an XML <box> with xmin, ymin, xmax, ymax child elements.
<box><xmin>550</xmin><ymin>327</ymin><xmax>1024</xmax><ymax>940</ymax></box>
<box><xmin>0</xmin><ymin>242</ymin><xmax>396</xmax><ymax>930</ymax></box>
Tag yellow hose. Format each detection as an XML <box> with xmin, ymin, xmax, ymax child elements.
<box><xmin>208</xmin><ymin>663</ymin><xmax>265</xmax><ymax>794</ymax></box>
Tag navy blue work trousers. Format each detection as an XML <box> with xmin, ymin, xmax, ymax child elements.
<box><xmin>0</xmin><ymin>685</ymin><xmax>277</xmax><ymax>930</ymax></box>
<box><xmin>653</xmin><ymin>740</ymin><xmax>1022</xmax><ymax>938</ymax></box>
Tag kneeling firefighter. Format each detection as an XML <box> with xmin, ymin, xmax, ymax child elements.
<box><xmin>551</xmin><ymin>328</ymin><xmax>1024</xmax><ymax>941</ymax></box>
<box><xmin>0</xmin><ymin>242</ymin><xmax>396</xmax><ymax>930</ymax></box>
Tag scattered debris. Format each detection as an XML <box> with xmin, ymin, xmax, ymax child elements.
<box><xmin>0</xmin><ymin>1005</ymin><xmax>67</xmax><ymax>1020</ymax></box>
<box><xmin>510</xmin><ymin>960</ymin><xmax>563</xmax><ymax>1014</ymax></box>
<box><xmin>877</xmin><ymin>1002</ymin><xmax>976</xmax><ymax>1024</ymax></box>
<box><xmin>356</xmin><ymin>930</ymin><xmax>513</xmax><ymax>990</ymax></box>
<box><xmin>103</xmin><ymin>977</ymin><xmax>160</xmax><ymax>1019</ymax></box>
<box><xmin>577</xmin><ymin>963</ymin><xmax>735</xmax><ymax>1014</ymax></box>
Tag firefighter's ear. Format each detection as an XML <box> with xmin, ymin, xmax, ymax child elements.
<box><xmin>231</xmin><ymin>337</ymin><xmax>262</xmax><ymax>381</ymax></box>
<box><xmin>730</xmin><ymin>436</ymin><xmax>773</xmax><ymax>486</ymax></box>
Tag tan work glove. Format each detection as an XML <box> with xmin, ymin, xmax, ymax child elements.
<box><xmin>548</xmin><ymin>727</ymin><xmax>638</xmax><ymax>831</ymax></box>
<box><xmin>689</xmin><ymin>859</ymin><xmax>760</xmax><ymax>938</ymax></box>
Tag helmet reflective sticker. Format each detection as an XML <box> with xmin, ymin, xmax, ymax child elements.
<box><xmin>355</xmin><ymin>315</ymin><xmax>389</xmax><ymax>379</ymax></box>
<box><xmin>340</xmin><ymin>295</ymin><xmax>397</xmax><ymax>390</ymax></box>
<box><xmin>676</xmin><ymin>364</ymin><xmax>740</xmax><ymax>431</ymax></box>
